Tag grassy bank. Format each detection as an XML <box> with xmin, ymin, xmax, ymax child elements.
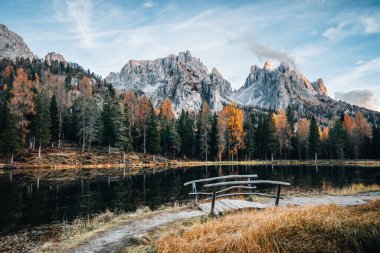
<box><xmin>1</xmin><ymin>147</ymin><xmax>380</xmax><ymax>172</ymax></box>
<box><xmin>156</xmin><ymin>200</ymin><xmax>380</xmax><ymax>253</ymax></box>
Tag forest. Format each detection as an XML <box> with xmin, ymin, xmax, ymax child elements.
<box><xmin>0</xmin><ymin>58</ymin><xmax>380</xmax><ymax>164</ymax></box>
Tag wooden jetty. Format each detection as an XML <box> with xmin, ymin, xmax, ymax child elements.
<box><xmin>184</xmin><ymin>175</ymin><xmax>290</xmax><ymax>216</ymax></box>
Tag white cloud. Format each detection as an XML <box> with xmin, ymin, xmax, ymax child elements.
<box><xmin>142</xmin><ymin>0</ymin><xmax>155</xmax><ymax>8</ymax></box>
<box><xmin>335</xmin><ymin>90</ymin><xmax>379</xmax><ymax>111</ymax></box>
<box><xmin>323</xmin><ymin>12</ymin><xmax>380</xmax><ymax>41</ymax></box>
<box><xmin>242</xmin><ymin>36</ymin><xmax>297</xmax><ymax>70</ymax></box>
<box><xmin>360</xmin><ymin>16</ymin><xmax>380</xmax><ymax>33</ymax></box>
<box><xmin>330</xmin><ymin>57</ymin><xmax>380</xmax><ymax>88</ymax></box>
<box><xmin>322</xmin><ymin>22</ymin><xmax>350</xmax><ymax>41</ymax></box>
<box><xmin>53</xmin><ymin>0</ymin><xmax>97</xmax><ymax>48</ymax></box>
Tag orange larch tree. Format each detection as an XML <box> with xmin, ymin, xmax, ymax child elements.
<box><xmin>136</xmin><ymin>95</ymin><xmax>151</xmax><ymax>154</ymax></box>
<box><xmin>159</xmin><ymin>97</ymin><xmax>175</xmax><ymax>121</ymax></box>
<box><xmin>296</xmin><ymin>118</ymin><xmax>310</xmax><ymax>159</ymax></box>
<box><xmin>273</xmin><ymin>110</ymin><xmax>292</xmax><ymax>159</ymax></box>
<box><xmin>352</xmin><ymin>112</ymin><xmax>372</xmax><ymax>158</ymax></box>
<box><xmin>227</xmin><ymin>102</ymin><xmax>245</xmax><ymax>160</ymax></box>
<box><xmin>9</xmin><ymin>68</ymin><xmax>38</xmax><ymax>146</ymax></box>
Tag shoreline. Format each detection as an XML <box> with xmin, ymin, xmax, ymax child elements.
<box><xmin>3</xmin><ymin>191</ymin><xmax>376</xmax><ymax>253</ymax></box>
<box><xmin>1</xmin><ymin>159</ymin><xmax>380</xmax><ymax>172</ymax></box>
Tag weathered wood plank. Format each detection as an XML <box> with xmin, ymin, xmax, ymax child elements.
<box><xmin>204</xmin><ymin>180</ymin><xmax>291</xmax><ymax>188</ymax></box>
<box><xmin>184</xmin><ymin>175</ymin><xmax>258</xmax><ymax>186</ymax></box>
<box><xmin>219</xmin><ymin>199</ymin><xmax>238</xmax><ymax>210</ymax></box>
<box><xmin>217</xmin><ymin>200</ymin><xmax>233</xmax><ymax>211</ymax></box>
<box><xmin>198</xmin><ymin>200</ymin><xmax>266</xmax><ymax>214</ymax></box>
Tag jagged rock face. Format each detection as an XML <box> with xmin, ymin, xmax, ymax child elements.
<box><xmin>0</xmin><ymin>24</ymin><xmax>36</xmax><ymax>61</ymax></box>
<box><xmin>44</xmin><ymin>52</ymin><xmax>67</xmax><ymax>67</ymax></box>
<box><xmin>106</xmin><ymin>51</ymin><xmax>232</xmax><ymax>114</ymax></box>
<box><xmin>311</xmin><ymin>78</ymin><xmax>328</xmax><ymax>96</ymax></box>
<box><xmin>231</xmin><ymin>61</ymin><xmax>328</xmax><ymax>109</ymax></box>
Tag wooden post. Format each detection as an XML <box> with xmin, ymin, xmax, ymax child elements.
<box><xmin>192</xmin><ymin>183</ymin><xmax>197</xmax><ymax>203</ymax></box>
<box><xmin>210</xmin><ymin>186</ymin><xmax>216</xmax><ymax>216</ymax></box>
<box><xmin>275</xmin><ymin>185</ymin><xmax>281</xmax><ymax>206</ymax></box>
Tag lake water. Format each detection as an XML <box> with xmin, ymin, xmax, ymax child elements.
<box><xmin>1</xmin><ymin>165</ymin><xmax>379</xmax><ymax>235</ymax></box>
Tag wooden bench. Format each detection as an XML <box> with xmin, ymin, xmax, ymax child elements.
<box><xmin>184</xmin><ymin>175</ymin><xmax>290</xmax><ymax>216</ymax></box>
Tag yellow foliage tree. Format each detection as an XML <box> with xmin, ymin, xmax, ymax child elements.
<box><xmin>273</xmin><ymin>110</ymin><xmax>292</xmax><ymax>158</ymax></box>
<box><xmin>227</xmin><ymin>102</ymin><xmax>245</xmax><ymax>160</ymax></box>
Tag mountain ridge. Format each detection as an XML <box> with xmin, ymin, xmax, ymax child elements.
<box><xmin>0</xmin><ymin>23</ymin><xmax>378</xmax><ymax>120</ymax></box>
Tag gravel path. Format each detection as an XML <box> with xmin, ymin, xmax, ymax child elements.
<box><xmin>70</xmin><ymin>192</ymin><xmax>379</xmax><ymax>253</ymax></box>
<box><xmin>70</xmin><ymin>209</ymin><xmax>205</xmax><ymax>253</ymax></box>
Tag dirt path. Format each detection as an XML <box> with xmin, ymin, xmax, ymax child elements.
<box><xmin>70</xmin><ymin>209</ymin><xmax>205</xmax><ymax>253</ymax></box>
<box><xmin>70</xmin><ymin>192</ymin><xmax>380</xmax><ymax>253</ymax></box>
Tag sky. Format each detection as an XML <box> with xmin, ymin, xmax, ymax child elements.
<box><xmin>1</xmin><ymin>0</ymin><xmax>380</xmax><ymax>110</ymax></box>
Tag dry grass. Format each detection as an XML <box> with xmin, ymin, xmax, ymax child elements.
<box><xmin>156</xmin><ymin>200</ymin><xmax>380</xmax><ymax>253</ymax></box>
<box><xmin>324</xmin><ymin>183</ymin><xmax>380</xmax><ymax>195</ymax></box>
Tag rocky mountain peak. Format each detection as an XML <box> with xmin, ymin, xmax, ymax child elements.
<box><xmin>263</xmin><ymin>60</ymin><xmax>274</xmax><ymax>71</ymax></box>
<box><xmin>231</xmin><ymin>61</ymin><xmax>329</xmax><ymax>109</ymax></box>
<box><xmin>311</xmin><ymin>78</ymin><xmax>328</xmax><ymax>96</ymax></box>
<box><xmin>44</xmin><ymin>52</ymin><xmax>67</xmax><ymax>67</ymax></box>
<box><xmin>106</xmin><ymin>51</ymin><xmax>232</xmax><ymax>115</ymax></box>
<box><xmin>0</xmin><ymin>24</ymin><xmax>36</xmax><ymax>61</ymax></box>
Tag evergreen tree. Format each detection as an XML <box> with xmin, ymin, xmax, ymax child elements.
<box><xmin>50</xmin><ymin>94</ymin><xmax>60</xmax><ymax>146</ymax></box>
<box><xmin>74</xmin><ymin>96</ymin><xmax>99</xmax><ymax>152</ymax></box>
<box><xmin>286</xmin><ymin>105</ymin><xmax>295</xmax><ymax>132</ymax></box>
<box><xmin>209</xmin><ymin>113</ymin><xmax>219</xmax><ymax>160</ymax></box>
<box><xmin>146</xmin><ymin>105</ymin><xmax>161</xmax><ymax>154</ymax></box>
<box><xmin>372</xmin><ymin>124</ymin><xmax>380</xmax><ymax>159</ymax></box>
<box><xmin>176</xmin><ymin>111</ymin><xmax>194</xmax><ymax>158</ymax></box>
<box><xmin>329</xmin><ymin>119</ymin><xmax>346</xmax><ymax>159</ymax></box>
<box><xmin>264</xmin><ymin>110</ymin><xmax>277</xmax><ymax>160</ymax></box>
<box><xmin>308</xmin><ymin>116</ymin><xmax>320</xmax><ymax>160</ymax></box>
<box><xmin>101</xmin><ymin>85</ymin><xmax>125</xmax><ymax>153</ymax></box>
<box><xmin>196</xmin><ymin>102</ymin><xmax>212</xmax><ymax>161</ymax></box>
<box><xmin>115</xmin><ymin>107</ymin><xmax>133</xmax><ymax>163</ymax></box>
<box><xmin>168</xmin><ymin>120</ymin><xmax>180</xmax><ymax>157</ymax></box>
<box><xmin>34</xmin><ymin>89</ymin><xmax>51</xmax><ymax>158</ymax></box>
<box><xmin>243</xmin><ymin>114</ymin><xmax>256</xmax><ymax>160</ymax></box>
<box><xmin>1</xmin><ymin>106</ymin><xmax>22</xmax><ymax>163</ymax></box>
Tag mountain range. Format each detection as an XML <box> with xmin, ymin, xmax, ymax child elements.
<box><xmin>0</xmin><ymin>24</ymin><xmax>379</xmax><ymax>123</ymax></box>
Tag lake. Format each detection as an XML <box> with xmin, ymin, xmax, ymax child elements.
<box><xmin>1</xmin><ymin>164</ymin><xmax>379</xmax><ymax>235</ymax></box>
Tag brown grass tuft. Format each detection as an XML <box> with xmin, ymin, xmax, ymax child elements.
<box><xmin>325</xmin><ymin>183</ymin><xmax>380</xmax><ymax>195</ymax></box>
<box><xmin>156</xmin><ymin>200</ymin><xmax>380</xmax><ymax>253</ymax></box>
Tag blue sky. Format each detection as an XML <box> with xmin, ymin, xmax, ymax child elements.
<box><xmin>1</xmin><ymin>0</ymin><xmax>380</xmax><ymax>110</ymax></box>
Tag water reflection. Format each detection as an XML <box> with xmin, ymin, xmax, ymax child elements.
<box><xmin>0</xmin><ymin>165</ymin><xmax>379</xmax><ymax>235</ymax></box>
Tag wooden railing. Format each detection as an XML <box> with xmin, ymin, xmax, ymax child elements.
<box><xmin>184</xmin><ymin>175</ymin><xmax>290</xmax><ymax>215</ymax></box>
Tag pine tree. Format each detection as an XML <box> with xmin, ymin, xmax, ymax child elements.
<box><xmin>196</xmin><ymin>102</ymin><xmax>212</xmax><ymax>161</ymax></box>
<box><xmin>34</xmin><ymin>89</ymin><xmax>51</xmax><ymax>158</ymax></box>
<box><xmin>146</xmin><ymin>105</ymin><xmax>161</xmax><ymax>154</ymax></box>
<box><xmin>308</xmin><ymin>116</ymin><xmax>320</xmax><ymax>160</ymax></box>
<box><xmin>50</xmin><ymin>94</ymin><xmax>60</xmax><ymax>146</ymax></box>
<box><xmin>329</xmin><ymin>119</ymin><xmax>346</xmax><ymax>159</ymax></box>
<box><xmin>1</xmin><ymin>106</ymin><xmax>22</xmax><ymax>163</ymax></box>
<box><xmin>264</xmin><ymin>110</ymin><xmax>277</xmax><ymax>160</ymax></box>
<box><xmin>101</xmin><ymin>85</ymin><xmax>126</xmax><ymax>154</ymax></box>
<box><xmin>286</xmin><ymin>105</ymin><xmax>295</xmax><ymax>132</ymax></box>
<box><xmin>168</xmin><ymin>121</ymin><xmax>180</xmax><ymax>158</ymax></box>
<box><xmin>177</xmin><ymin>111</ymin><xmax>194</xmax><ymax>158</ymax></box>
<box><xmin>74</xmin><ymin>96</ymin><xmax>99</xmax><ymax>152</ymax></box>
<box><xmin>243</xmin><ymin>114</ymin><xmax>256</xmax><ymax>160</ymax></box>
<box><xmin>372</xmin><ymin>123</ymin><xmax>380</xmax><ymax>159</ymax></box>
<box><xmin>209</xmin><ymin>113</ymin><xmax>219</xmax><ymax>160</ymax></box>
<box><xmin>115</xmin><ymin>107</ymin><xmax>133</xmax><ymax>163</ymax></box>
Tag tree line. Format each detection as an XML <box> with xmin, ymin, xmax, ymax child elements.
<box><xmin>1</xmin><ymin>67</ymin><xmax>380</xmax><ymax>163</ymax></box>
